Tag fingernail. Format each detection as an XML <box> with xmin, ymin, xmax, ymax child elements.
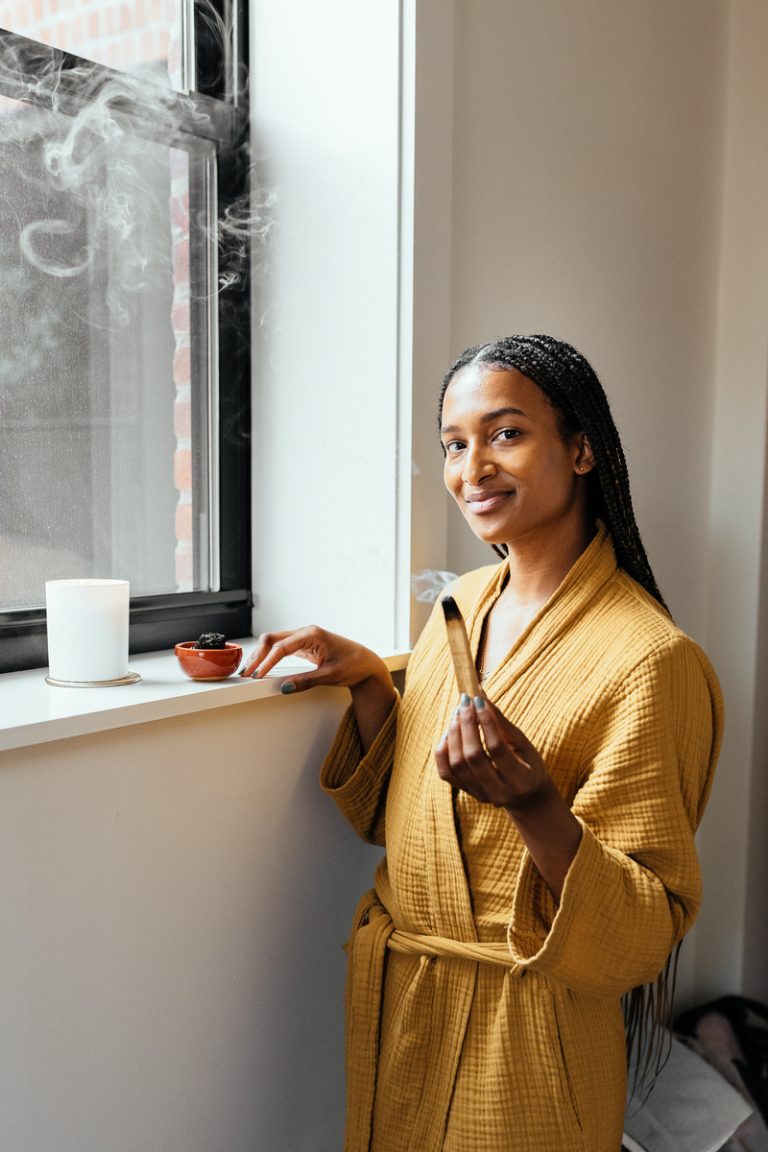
<box><xmin>474</xmin><ymin>696</ymin><xmax>485</xmax><ymax>709</ymax></box>
<box><xmin>460</xmin><ymin>693</ymin><xmax>471</xmax><ymax>708</ymax></box>
<box><xmin>280</xmin><ymin>681</ymin><xmax>296</xmax><ymax>695</ymax></box>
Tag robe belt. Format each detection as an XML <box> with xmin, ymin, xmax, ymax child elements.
<box><xmin>344</xmin><ymin>891</ymin><xmax>523</xmax><ymax>1152</ymax></box>
<box><xmin>387</xmin><ymin>928</ymin><xmax>523</xmax><ymax>974</ymax></box>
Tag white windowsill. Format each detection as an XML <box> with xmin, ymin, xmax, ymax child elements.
<box><xmin>0</xmin><ymin>641</ymin><xmax>411</xmax><ymax>753</ymax></box>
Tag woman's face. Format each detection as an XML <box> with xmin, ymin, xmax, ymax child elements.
<box><xmin>440</xmin><ymin>364</ymin><xmax>593</xmax><ymax>551</ymax></box>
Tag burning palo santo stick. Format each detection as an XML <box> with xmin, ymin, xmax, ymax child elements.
<box><xmin>441</xmin><ymin>595</ymin><xmax>482</xmax><ymax>699</ymax></box>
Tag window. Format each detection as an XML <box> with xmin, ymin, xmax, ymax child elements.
<box><xmin>0</xmin><ymin>2</ymin><xmax>251</xmax><ymax>673</ymax></box>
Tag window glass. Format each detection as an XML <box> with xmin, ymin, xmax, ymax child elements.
<box><xmin>0</xmin><ymin>93</ymin><xmax>216</xmax><ymax>609</ymax></box>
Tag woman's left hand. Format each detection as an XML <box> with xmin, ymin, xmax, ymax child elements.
<box><xmin>434</xmin><ymin>693</ymin><xmax>552</xmax><ymax>812</ymax></box>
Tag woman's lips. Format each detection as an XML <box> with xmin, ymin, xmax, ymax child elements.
<box><xmin>464</xmin><ymin>490</ymin><xmax>513</xmax><ymax>514</ymax></box>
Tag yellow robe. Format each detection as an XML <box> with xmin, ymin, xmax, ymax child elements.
<box><xmin>321</xmin><ymin>526</ymin><xmax>723</xmax><ymax>1152</ymax></box>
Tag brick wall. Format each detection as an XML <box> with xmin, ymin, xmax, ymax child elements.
<box><xmin>6</xmin><ymin>0</ymin><xmax>175</xmax><ymax>75</ymax></box>
<box><xmin>170</xmin><ymin>148</ymin><xmax>193</xmax><ymax>590</ymax></box>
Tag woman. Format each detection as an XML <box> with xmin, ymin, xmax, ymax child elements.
<box><xmin>243</xmin><ymin>335</ymin><xmax>723</xmax><ymax>1152</ymax></box>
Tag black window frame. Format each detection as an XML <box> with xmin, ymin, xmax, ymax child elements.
<box><xmin>0</xmin><ymin>2</ymin><xmax>252</xmax><ymax>674</ymax></box>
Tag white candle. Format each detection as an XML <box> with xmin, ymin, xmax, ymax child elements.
<box><xmin>45</xmin><ymin>579</ymin><xmax>130</xmax><ymax>684</ymax></box>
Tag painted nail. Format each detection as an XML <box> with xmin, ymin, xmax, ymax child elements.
<box><xmin>280</xmin><ymin>681</ymin><xmax>297</xmax><ymax>695</ymax></box>
<box><xmin>474</xmin><ymin>696</ymin><xmax>486</xmax><ymax>710</ymax></box>
<box><xmin>460</xmin><ymin>693</ymin><xmax>471</xmax><ymax>708</ymax></box>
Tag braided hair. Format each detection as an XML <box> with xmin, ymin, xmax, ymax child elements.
<box><xmin>438</xmin><ymin>334</ymin><xmax>666</xmax><ymax>610</ymax></box>
<box><xmin>439</xmin><ymin>334</ymin><xmax>675</xmax><ymax>1087</ymax></box>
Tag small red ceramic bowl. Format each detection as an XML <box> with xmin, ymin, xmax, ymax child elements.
<box><xmin>175</xmin><ymin>641</ymin><xmax>243</xmax><ymax>680</ymax></box>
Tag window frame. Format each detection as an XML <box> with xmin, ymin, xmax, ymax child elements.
<box><xmin>0</xmin><ymin>4</ymin><xmax>252</xmax><ymax>674</ymax></box>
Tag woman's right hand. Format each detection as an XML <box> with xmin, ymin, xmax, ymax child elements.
<box><xmin>241</xmin><ymin>626</ymin><xmax>397</xmax><ymax>751</ymax></box>
<box><xmin>241</xmin><ymin>625</ymin><xmax>387</xmax><ymax>693</ymax></box>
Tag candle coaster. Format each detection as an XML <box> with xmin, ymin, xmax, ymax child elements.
<box><xmin>45</xmin><ymin>671</ymin><xmax>142</xmax><ymax>688</ymax></box>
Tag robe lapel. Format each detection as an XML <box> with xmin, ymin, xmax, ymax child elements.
<box><xmin>423</xmin><ymin>556</ymin><xmax>511</xmax><ymax>944</ymax></box>
<box><xmin>402</xmin><ymin>569</ymin><xmax>511</xmax><ymax>1150</ymax></box>
<box><xmin>481</xmin><ymin>525</ymin><xmax>619</xmax><ymax>699</ymax></box>
<box><xmin>421</xmin><ymin>525</ymin><xmax>618</xmax><ymax>937</ymax></box>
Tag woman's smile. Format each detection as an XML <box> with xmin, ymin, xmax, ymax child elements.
<box><xmin>463</xmin><ymin>488</ymin><xmax>515</xmax><ymax>515</ymax></box>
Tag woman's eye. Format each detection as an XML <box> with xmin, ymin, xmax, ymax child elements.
<box><xmin>496</xmin><ymin>428</ymin><xmax>521</xmax><ymax>442</ymax></box>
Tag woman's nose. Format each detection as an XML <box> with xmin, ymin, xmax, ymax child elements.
<box><xmin>461</xmin><ymin>443</ymin><xmax>496</xmax><ymax>485</ymax></box>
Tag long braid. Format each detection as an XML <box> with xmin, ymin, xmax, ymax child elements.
<box><xmin>438</xmin><ymin>334</ymin><xmax>673</xmax><ymax>1086</ymax></box>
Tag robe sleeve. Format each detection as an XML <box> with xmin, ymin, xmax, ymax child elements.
<box><xmin>319</xmin><ymin>584</ymin><xmax>464</xmax><ymax>845</ymax></box>
<box><xmin>506</xmin><ymin>635</ymin><xmax>723</xmax><ymax>997</ymax></box>
<box><xmin>319</xmin><ymin>694</ymin><xmax>400</xmax><ymax>846</ymax></box>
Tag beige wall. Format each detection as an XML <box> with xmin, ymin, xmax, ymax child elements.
<box><xmin>445</xmin><ymin>0</ymin><xmax>726</xmax><ymax>636</ymax></box>
<box><xmin>439</xmin><ymin>0</ymin><xmax>768</xmax><ymax>1007</ymax></box>
<box><xmin>698</xmin><ymin>0</ymin><xmax>768</xmax><ymax>1001</ymax></box>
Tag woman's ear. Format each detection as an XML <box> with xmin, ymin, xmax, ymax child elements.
<box><xmin>574</xmin><ymin>436</ymin><xmax>596</xmax><ymax>474</ymax></box>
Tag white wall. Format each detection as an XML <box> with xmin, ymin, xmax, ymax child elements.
<box><xmin>697</xmin><ymin>0</ymin><xmax>768</xmax><ymax>1001</ymax></box>
<box><xmin>402</xmin><ymin>0</ymin><xmax>456</xmax><ymax>641</ymax></box>
<box><xmin>445</xmin><ymin>0</ymin><xmax>726</xmax><ymax>641</ymax></box>
<box><xmin>0</xmin><ymin>691</ymin><xmax>379</xmax><ymax>1152</ymax></box>
<box><xmin>248</xmin><ymin>0</ymin><xmax>404</xmax><ymax>654</ymax></box>
<box><xmin>437</xmin><ymin>0</ymin><xmax>768</xmax><ymax>1009</ymax></box>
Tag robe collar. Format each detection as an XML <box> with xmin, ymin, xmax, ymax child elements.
<box><xmin>466</xmin><ymin>521</ymin><xmax>619</xmax><ymax>694</ymax></box>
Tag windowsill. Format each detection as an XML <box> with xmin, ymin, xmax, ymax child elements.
<box><xmin>0</xmin><ymin>641</ymin><xmax>411</xmax><ymax>753</ymax></box>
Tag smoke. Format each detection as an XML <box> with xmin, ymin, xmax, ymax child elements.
<box><xmin>0</xmin><ymin>20</ymin><xmax>271</xmax><ymax>322</ymax></box>
<box><xmin>19</xmin><ymin>218</ymin><xmax>91</xmax><ymax>278</ymax></box>
<box><xmin>411</xmin><ymin>569</ymin><xmax>457</xmax><ymax>604</ymax></box>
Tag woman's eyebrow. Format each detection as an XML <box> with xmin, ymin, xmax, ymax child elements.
<box><xmin>440</xmin><ymin>406</ymin><xmax>528</xmax><ymax>436</ymax></box>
